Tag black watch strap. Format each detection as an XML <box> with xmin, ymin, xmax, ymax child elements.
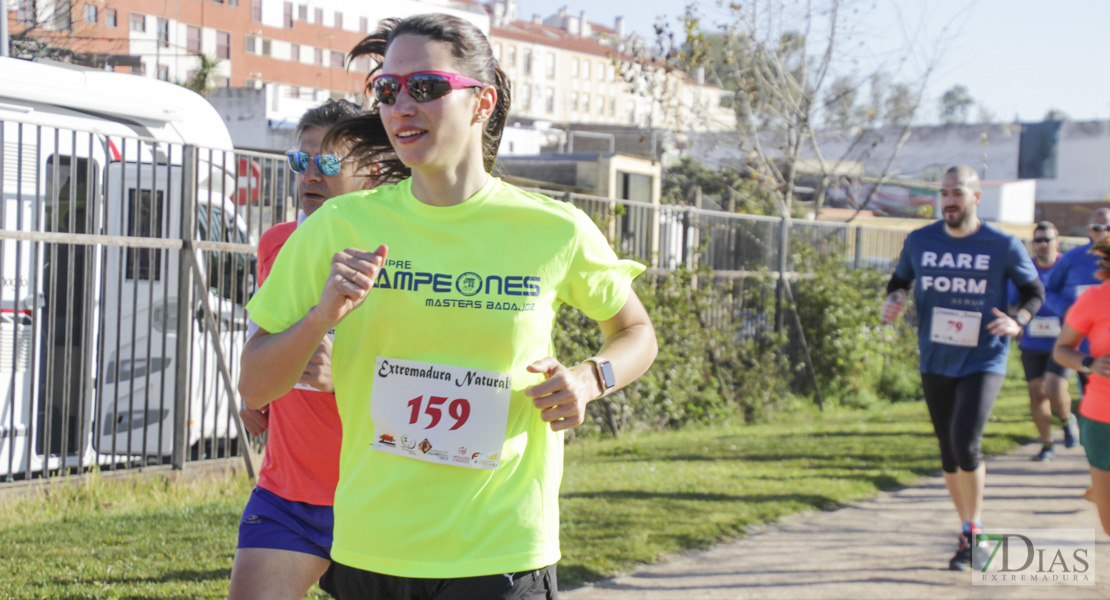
<box><xmin>1082</xmin><ymin>355</ymin><xmax>1096</xmax><ymax>372</ymax></box>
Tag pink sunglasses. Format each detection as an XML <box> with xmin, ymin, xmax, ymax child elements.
<box><xmin>371</xmin><ymin>71</ymin><xmax>486</xmax><ymax>105</ymax></box>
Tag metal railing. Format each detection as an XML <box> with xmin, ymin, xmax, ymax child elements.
<box><xmin>1</xmin><ymin>120</ymin><xmax>939</xmax><ymax>485</ymax></box>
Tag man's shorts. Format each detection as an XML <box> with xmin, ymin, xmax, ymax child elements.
<box><xmin>1080</xmin><ymin>414</ymin><xmax>1110</xmax><ymax>471</ymax></box>
<box><xmin>1020</xmin><ymin>348</ymin><xmax>1072</xmax><ymax>382</ymax></box>
<box><xmin>237</xmin><ymin>487</ymin><xmax>333</xmax><ymax>559</ymax></box>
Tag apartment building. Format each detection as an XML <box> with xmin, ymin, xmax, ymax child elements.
<box><xmin>5</xmin><ymin>0</ymin><xmax>487</xmax><ymax>100</ymax></box>
<box><xmin>486</xmin><ymin>1</ymin><xmax>735</xmax><ymax>133</ymax></box>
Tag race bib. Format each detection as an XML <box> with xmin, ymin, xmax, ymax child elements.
<box><xmin>370</xmin><ymin>357</ymin><xmax>510</xmax><ymax>470</ymax></box>
<box><xmin>930</xmin><ymin>307</ymin><xmax>982</xmax><ymax>347</ymax></box>
<box><xmin>1076</xmin><ymin>285</ymin><xmax>1095</xmax><ymax>299</ymax></box>
<box><xmin>293</xmin><ymin>329</ymin><xmax>335</xmax><ymax>391</ymax></box>
<box><xmin>1027</xmin><ymin>316</ymin><xmax>1061</xmax><ymax>338</ymax></box>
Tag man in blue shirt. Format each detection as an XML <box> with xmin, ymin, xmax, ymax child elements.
<box><xmin>882</xmin><ymin>165</ymin><xmax>1044</xmax><ymax>572</ymax></box>
<box><xmin>1044</xmin><ymin>207</ymin><xmax>1110</xmax><ymax>390</ymax></box>
<box><xmin>1008</xmin><ymin>222</ymin><xmax>1077</xmax><ymax>462</ymax></box>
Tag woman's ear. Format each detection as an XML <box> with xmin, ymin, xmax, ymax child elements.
<box><xmin>474</xmin><ymin>86</ymin><xmax>498</xmax><ymax>123</ymax></box>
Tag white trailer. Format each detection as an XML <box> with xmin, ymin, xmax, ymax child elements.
<box><xmin>0</xmin><ymin>58</ymin><xmax>254</xmax><ymax>477</ymax></box>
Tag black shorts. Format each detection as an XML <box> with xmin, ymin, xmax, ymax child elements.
<box><xmin>1019</xmin><ymin>348</ymin><xmax>1072</xmax><ymax>382</ymax></box>
<box><xmin>319</xmin><ymin>562</ymin><xmax>557</xmax><ymax>600</ymax></box>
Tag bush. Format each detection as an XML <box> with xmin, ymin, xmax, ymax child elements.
<box><xmin>791</xmin><ymin>246</ymin><xmax>921</xmax><ymax>407</ymax></box>
<box><xmin>552</xmin><ymin>239</ymin><xmax>921</xmax><ymax>438</ymax></box>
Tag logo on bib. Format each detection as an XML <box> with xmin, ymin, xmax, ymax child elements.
<box><xmin>419</xmin><ymin>439</ymin><xmax>433</xmax><ymax>454</ymax></box>
<box><xmin>401</xmin><ymin>435</ymin><xmax>416</xmax><ymax>450</ymax></box>
<box><xmin>378</xmin><ymin>434</ymin><xmax>396</xmax><ymax>446</ymax></box>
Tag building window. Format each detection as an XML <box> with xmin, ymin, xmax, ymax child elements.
<box><xmin>157</xmin><ymin>18</ymin><xmax>169</xmax><ymax>47</ymax></box>
<box><xmin>283</xmin><ymin>2</ymin><xmax>293</xmax><ymax>28</ymax></box>
<box><xmin>582</xmin><ymin>60</ymin><xmax>590</xmax><ymax>80</ymax></box>
<box><xmin>493</xmin><ymin>43</ymin><xmax>501</xmax><ymax>62</ymax></box>
<box><xmin>609</xmin><ymin>97</ymin><xmax>615</xmax><ymax>116</ymax></box>
<box><xmin>355</xmin><ymin>56</ymin><xmax>371</xmax><ymax>72</ymax></box>
<box><xmin>507</xmin><ymin>46</ymin><xmax>516</xmax><ymax>67</ymax></box>
<box><xmin>51</xmin><ymin>0</ymin><xmax>71</xmax><ymax>30</ymax></box>
<box><xmin>608</xmin><ymin>64</ymin><xmax>616</xmax><ymax>81</ymax></box>
<box><xmin>243</xmin><ymin>35</ymin><xmax>255</xmax><ymax>54</ymax></box>
<box><xmin>188</xmin><ymin>26</ymin><xmax>202</xmax><ymax>54</ymax></box>
<box><xmin>571</xmin><ymin>92</ymin><xmax>578</xmax><ymax>111</ymax></box>
<box><xmin>597</xmin><ymin>95</ymin><xmax>605</xmax><ymax>114</ymax></box>
<box><xmin>16</xmin><ymin>0</ymin><xmax>35</xmax><ymax>25</ymax></box>
<box><xmin>297</xmin><ymin>4</ymin><xmax>307</xmax><ymax>20</ymax></box>
<box><xmin>545</xmin><ymin>54</ymin><xmax>555</xmax><ymax>79</ymax></box>
<box><xmin>360</xmin><ymin>16</ymin><xmax>368</xmax><ymax>33</ymax></box>
<box><xmin>571</xmin><ymin>58</ymin><xmax>579</xmax><ymax>77</ymax></box>
<box><xmin>544</xmin><ymin>87</ymin><xmax>554</xmax><ymax>113</ymax></box>
<box><xmin>582</xmin><ymin>94</ymin><xmax>589</xmax><ymax>115</ymax></box>
<box><xmin>290</xmin><ymin>43</ymin><xmax>300</xmax><ymax>62</ymax></box>
<box><xmin>217</xmin><ymin>31</ymin><xmax>230</xmax><ymax>59</ymax></box>
<box><xmin>105</xmin><ymin>8</ymin><xmax>116</xmax><ymax>27</ymax></box>
<box><xmin>129</xmin><ymin>13</ymin><xmax>145</xmax><ymax>32</ymax></box>
<box><xmin>158</xmin><ymin>65</ymin><xmax>169</xmax><ymax>81</ymax></box>
<box><xmin>251</xmin><ymin>0</ymin><xmax>261</xmax><ymax>22</ymax></box>
<box><xmin>523</xmin><ymin>49</ymin><xmax>532</xmax><ymax>76</ymax></box>
<box><xmin>330</xmin><ymin>51</ymin><xmax>344</xmax><ymax>69</ymax></box>
<box><xmin>261</xmin><ymin>39</ymin><xmax>272</xmax><ymax>56</ymax></box>
<box><xmin>314</xmin><ymin>47</ymin><xmax>324</xmax><ymax>65</ymax></box>
<box><xmin>314</xmin><ymin>7</ymin><xmax>322</xmax><ymax>24</ymax></box>
<box><xmin>519</xmin><ymin>85</ymin><xmax>531</xmax><ymax>110</ymax></box>
<box><xmin>334</xmin><ymin>12</ymin><xmax>342</xmax><ymax>29</ymax></box>
<box><xmin>84</xmin><ymin>4</ymin><xmax>97</xmax><ymax>23</ymax></box>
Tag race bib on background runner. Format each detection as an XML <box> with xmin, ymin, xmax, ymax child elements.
<box><xmin>930</xmin><ymin>307</ymin><xmax>982</xmax><ymax>347</ymax></box>
<box><xmin>1027</xmin><ymin>316</ymin><xmax>1061</xmax><ymax>338</ymax></box>
<box><xmin>370</xmin><ymin>357</ymin><xmax>510</xmax><ymax>470</ymax></box>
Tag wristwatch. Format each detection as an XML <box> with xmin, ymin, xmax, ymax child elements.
<box><xmin>1082</xmin><ymin>355</ymin><xmax>1096</xmax><ymax>373</ymax></box>
<box><xmin>1015</xmin><ymin>313</ymin><xmax>1031</xmax><ymax>328</ymax></box>
<box><xmin>584</xmin><ymin>357</ymin><xmax>616</xmax><ymax>398</ymax></box>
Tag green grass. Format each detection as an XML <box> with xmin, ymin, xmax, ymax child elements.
<box><xmin>0</xmin><ymin>379</ymin><xmax>1036</xmax><ymax>598</ymax></box>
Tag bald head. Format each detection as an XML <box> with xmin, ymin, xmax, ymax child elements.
<box><xmin>1089</xmin><ymin>208</ymin><xmax>1110</xmax><ymax>225</ymax></box>
<box><xmin>945</xmin><ymin>165</ymin><xmax>981</xmax><ymax>194</ymax></box>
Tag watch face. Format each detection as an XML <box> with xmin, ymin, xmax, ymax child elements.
<box><xmin>598</xmin><ymin>360</ymin><xmax>616</xmax><ymax>388</ymax></box>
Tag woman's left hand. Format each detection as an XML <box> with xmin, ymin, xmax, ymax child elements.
<box><xmin>525</xmin><ymin>357</ymin><xmax>602</xmax><ymax>432</ymax></box>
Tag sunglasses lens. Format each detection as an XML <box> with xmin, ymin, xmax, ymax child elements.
<box><xmin>317</xmin><ymin>154</ymin><xmax>342</xmax><ymax>176</ymax></box>
<box><xmin>407</xmin><ymin>74</ymin><xmax>453</xmax><ymax>103</ymax></box>
<box><xmin>373</xmin><ymin>77</ymin><xmax>400</xmax><ymax>105</ymax></box>
<box><xmin>286</xmin><ymin>151</ymin><xmax>308</xmax><ymax>173</ymax></box>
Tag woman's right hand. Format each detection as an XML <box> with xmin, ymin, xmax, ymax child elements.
<box><xmin>316</xmin><ymin>245</ymin><xmax>389</xmax><ymax>327</ymax></box>
<box><xmin>1090</xmin><ymin>355</ymin><xmax>1110</xmax><ymax>378</ymax></box>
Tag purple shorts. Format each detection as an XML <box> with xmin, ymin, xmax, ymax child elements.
<box><xmin>237</xmin><ymin>487</ymin><xmax>333</xmax><ymax>559</ymax></box>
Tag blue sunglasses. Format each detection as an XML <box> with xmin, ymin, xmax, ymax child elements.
<box><xmin>286</xmin><ymin>150</ymin><xmax>348</xmax><ymax>176</ymax></box>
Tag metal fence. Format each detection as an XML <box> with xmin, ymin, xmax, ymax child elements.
<box><xmin>1</xmin><ymin>120</ymin><xmax>932</xmax><ymax>485</ymax></box>
<box><xmin>1</xmin><ymin>119</ymin><xmax>293</xmax><ymax>482</ymax></box>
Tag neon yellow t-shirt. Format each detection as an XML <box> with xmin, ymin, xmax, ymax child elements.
<box><xmin>246</xmin><ymin>177</ymin><xmax>644</xmax><ymax>577</ymax></box>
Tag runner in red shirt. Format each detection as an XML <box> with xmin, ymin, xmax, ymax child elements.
<box><xmin>229</xmin><ymin>100</ymin><xmax>402</xmax><ymax>600</ymax></box>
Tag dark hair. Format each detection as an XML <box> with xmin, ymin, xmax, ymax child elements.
<box><xmin>348</xmin><ymin>13</ymin><xmax>512</xmax><ymax>173</ymax></box>
<box><xmin>295</xmin><ymin>99</ymin><xmax>366</xmax><ymax>139</ymax></box>
<box><xmin>1092</xmin><ymin>237</ymin><xmax>1110</xmax><ymax>281</ymax></box>
<box><xmin>1033</xmin><ymin>221</ymin><xmax>1056</xmax><ymax>234</ymax></box>
<box><xmin>323</xmin><ymin>112</ymin><xmax>410</xmax><ymax>187</ymax></box>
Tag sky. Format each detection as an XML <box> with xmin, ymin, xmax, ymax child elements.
<box><xmin>509</xmin><ymin>0</ymin><xmax>1110</xmax><ymax>124</ymax></box>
